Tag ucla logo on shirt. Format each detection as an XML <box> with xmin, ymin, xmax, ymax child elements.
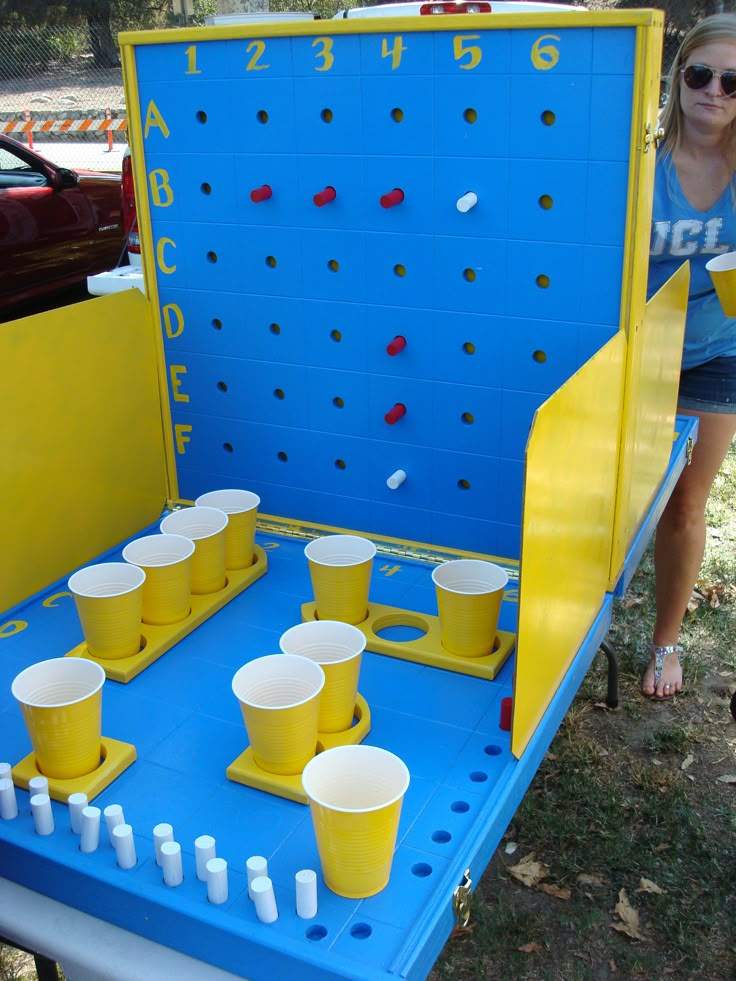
<box><xmin>651</xmin><ymin>218</ymin><xmax>732</xmax><ymax>257</ymax></box>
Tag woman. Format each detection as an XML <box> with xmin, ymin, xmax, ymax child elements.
<box><xmin>645</xmin><ymin>13</ymin><xmax>736</xmax><ymax>699</ymax></box>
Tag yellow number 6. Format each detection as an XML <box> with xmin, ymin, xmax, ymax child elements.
<box><xmin>531</xmin><ymin>34</ymin><xmax>560</xmax><ymax>71</ymax></box>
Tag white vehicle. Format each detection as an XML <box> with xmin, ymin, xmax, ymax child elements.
<box><xmin>334</xmin><ymin>1</ymin><xmax>582</xmax><ymax>17</ymax></box>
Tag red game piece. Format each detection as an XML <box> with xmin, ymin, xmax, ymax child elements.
<box><xmin>499</xmin><ymin>697</ymin><xmax>512</xmax><ymax>731</ymax></box>
<box><xmin>380</xmin><ymin>188</ymin><xmax>405</xmax><ymax>209</ymax></box>
<box><xmin>313</xmin><ymin>186</ymin><xmax>337</xmax><ymax>207</ymax></box>
<box><xmin>384</xmin><ymin>403</ymin><xmax>407</xmax><ymax>425</ymax></box>
<box><xmin>250</xmin><ymin>185</ymin><xmax>272</xmax><ymax>203</ymax></box>
<box><xmin>386</xmin><ymin>336</ymin><xmax>407</xmax><ymax>356</ymax></box>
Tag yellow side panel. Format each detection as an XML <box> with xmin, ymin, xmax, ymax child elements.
<box><xmin>512</xmin><ymin>331</ymin><xmax>626</xmax><ymax>759</ymax></box>
<box><xmin>610</xmin><ymin>261</ymin><xmax>690</xmax><ymax>585</ymax></box>
<box><xmin>619</xmin><ymin>263</ymin><xmax>691</xmax><ymax>553</ymax></box>
<box><xmin>0</xmin><ymin>290</ymin><xmax>169</xmax><ymax>613</ymax></box>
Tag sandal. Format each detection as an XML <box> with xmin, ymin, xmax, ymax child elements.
<box><xmin>645</xmin><ymin>643</ymin><xmax>684</xmax><ymax>700</ymax></box>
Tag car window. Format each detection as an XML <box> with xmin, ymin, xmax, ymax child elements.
<box><xmin>0</xmin><ymin>145</ymin><xmax>49</xmax><ymax>190</ymax></box>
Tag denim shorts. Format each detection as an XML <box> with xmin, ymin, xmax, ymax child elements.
<box><xmin>678</xmin><ymin>356</ymin><xmax>736</xmax><ymax>414</ymax></box>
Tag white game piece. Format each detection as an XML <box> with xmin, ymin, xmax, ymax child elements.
<box><xmin>195</xmin><ymin>834</ymin><xmax>217</xmax><ymax>882</ymax></box>
<box><xmin>386</xmin><ymin>469</ymin><xmax>407</xmax><ymax>490</ymax></box>
<box><xmin>30</xmin><ymin>793</ymin><xmax>54</xmax><ymax>836</ymax></box>
<box><xmin>161</xmin><ymin>840</ymin><xmax>183</xmax><ymax>886</ymax></box>
<box><xmin>206</xmin><ymin>857</ymin><xmax>228</xmax><ymax>905</ymax></box>
<box><xmin>246</xmin><ymin>855</ymin><xmax>268</xmax><ymax>899</ymax></box>
<box><xmin>80</xmin><ymin>806</ymin><xmax>101</xmax><ymax>853</ymax></box>
<box><xmin>295</xmin><ymin>869</ymin><xmax>318</xmax><ymax>919</ymax></box>
<box><xmin>0</xmin><ymin>778</ymin><xmax>18</xmax><ymax>821</ymax></box>
<box><xmin>251</xmin><ymin>875</ymin><xmax>278</xmax><ymax>923</ymax></box>
<box><xmin>68</xmin><ymin>793</ymin><xmax>88</xmax><ymax>834</ymax></box>
<box><xmin>112</xmin><ymin>823</ymin><xmax>137</xmax><ymax>870</ymax></box>
<box><xmin>456</xmin><ymin>191</ymin><xmax>478</xmax><ymax>213</ymax></box>
<box><xmin>28</xmin><ymin>775</ymin><xmax>49</xmax><ymax>797</ymax></box>
<box><xmin>153</xmin><ymin>822</ymin><xmax>174</xmax><ymax>866</ymax></box>
<box><xmin>104</xmin><ymin>803</ymin><xmax>125</xmax><ymax>842</ymax></box>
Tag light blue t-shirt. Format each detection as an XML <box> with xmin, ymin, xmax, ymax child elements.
<box><xmin>648</xmin><ymin>153</ymin><xmax>736</xmax><ymax>370</ymax></box>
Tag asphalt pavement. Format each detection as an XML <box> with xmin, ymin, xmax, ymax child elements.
<box><xmin>31</xmin><ymin>140</ymin><xmax>124</xmax><ymax>173</ymax></box>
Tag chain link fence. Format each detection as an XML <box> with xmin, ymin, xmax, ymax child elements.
<box><xmin>0</xmin><ymin>3</ymin><xmax>720</xmax><ymax>172</ymax></box>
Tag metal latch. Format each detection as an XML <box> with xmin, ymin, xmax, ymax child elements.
<box><xmin>686</xmin><ymin>435</ymin><xmax>694</xmax><ymax>465</ymax></box>
<box><xmin>644</xmin><ymin>121</ymin><xmax>664</xmax><ymax>152</ymax></box>
<box><xmin>453</xmin><ymin>868</ymin><xmax>473</xmax><ymax>928</ymax></box>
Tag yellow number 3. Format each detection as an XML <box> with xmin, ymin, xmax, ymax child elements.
<box><xmin>312</xmin><ymin>37</ymin><xmax>334</xmax><ymax>72</ymax></box>
<box><xmin>531</xmin><ymin>34</ymin><xmax>560</xmax><ymax>71</ymax></box>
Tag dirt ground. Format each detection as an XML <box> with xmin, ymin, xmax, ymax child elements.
<box><xmin>0</xmin><ymin>67</ymin><xmax>126</xmax><ymax>116</ymax></box>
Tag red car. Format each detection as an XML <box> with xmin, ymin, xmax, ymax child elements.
<box><xmin>0</xmin><ymin>134</ymin><xmax>126</xmax><ymax>320</ymax></box>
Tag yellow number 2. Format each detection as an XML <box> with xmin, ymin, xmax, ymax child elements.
<box><xmin>381</xmin><ymin>35</ymin><xmax>407</xmax><ymax>70</ymax></box>
<box><xmin>246</xmin><ymin>39</ymin><xmax>270</xmax><ymax>72</ymax></box>
<box><xmin>453</xmin><ymin>34</ymin><xmax>482</xmax><ymax>70</ymax></box>
<box><xmin>530</xmin><ymin>34</ymin><xmax>560</xmax><ymax>71</ymax></box>
<box><xmin>312</xmin><ymin>37</ymin><xmax>334</xmax><ymax>72</ymax></box>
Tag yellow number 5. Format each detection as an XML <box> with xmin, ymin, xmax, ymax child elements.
<box><xmin>531</xmin><ymin>34</ymin><xmax>560</xmax><ymax>71</ymax></box>
<box><xmin>453</xmin><ymin>34</ymin><xmax>482</xmax><ymax>70</ymax></box>
<box><xmin>312</xmin><ymin>37</ymin><xmax>334</xmax><ymax>72</ymax></box>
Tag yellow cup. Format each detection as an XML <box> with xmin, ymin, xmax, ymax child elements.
<box><xmin>706</xmin><ymin>252</ymin><xmax>736</xmax><ymax>316</ymax></box>
<box><xmin>279</xmin><ymin>620</ymin><xmax>366</xmax><ymax>733</ymax></box>
<box><xmin>160</xmin><ymin>506</ymin><xmax>228</xmax><ymax>595</ymax></box>
<box><xmin>122</xmin><ymin>534</ymin><xmax>194</xmax><ymax>626</ymax></box>
<box><xmin>232</xmin><ymin>654</ymin><xmax>325</xmax><ymax>775</ymax></box>
<box><xmin>304</xmin><ymin>535</ymin><xmax>376</xmax><ymax>625</ymax></box>
<box><xmin>432</xmin><ymin>559</ymin><xmax>508</xmax><ymax>658</ymax></box>
<box><xmin>68</xmin><ymin>562</ymin><xmax>145</xmax><ymax>660</ymax></box>
<box><xmin>301</xmin><ymin>745</ymin><xmax>410</xmax><ymax>899</ymax></box>
<box><xmin>195</xmin><ymin>489</ymin><xmax>260</xmax><ymax>570</ymax></box>
<box><xmin>11</xmin><ymin>657</ymin><xmax>106</xmax><ymax>779</ymax></box>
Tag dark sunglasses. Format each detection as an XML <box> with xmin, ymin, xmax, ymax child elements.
<box><xmin>680</xmin><ymin>63</ymin><xmax>736</xmax><ymax>97</ymax></box>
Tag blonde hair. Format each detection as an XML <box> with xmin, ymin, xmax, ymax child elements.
<box><xmin>660</xmin><ymin>13</ymin><xmax>736</xmax><ymax>158</ymax></box>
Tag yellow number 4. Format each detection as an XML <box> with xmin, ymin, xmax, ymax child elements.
<box><xmin>381</xmin><ymin>35</ymin><xmax>407</xmax><ymax>70</ymax></box>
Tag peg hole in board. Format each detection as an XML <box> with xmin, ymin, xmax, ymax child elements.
<box><xmin>269</xmin><ymin>322</ymin><xmax>280</xmax><ymax>335</ymax></box>
<box><xmin>458</xmin><ymin>478</ymin><xmax>471</xmax><ymax>490</ymax></box>
<box><xmin>541</xmin><ymin>109</ymin><xmax>556</xmax><ymax>126</ymax></box>
<box><xmin>223</xmin><ymin>442</ymin><xmax>233</xmax><ymax>453</ymax></box>
<box><xmin>390</xmin><ymin>107</ymin><xmax>404</xmax><ymax>122</ymax></box>
<box><xmin>463</xmin><ymin>268</ymin><xmax>476</xmax><ymax>283</ymax></box>
<box><xmin>196</xmin><ymin>110</ymin><xmax>207</xmax><ymax>124</ymax></box>
<box><xmin>277</xmin><ymin>451</ymin><xmax>288</xmax><ymax>462</ymax></box>
<box><xmin>320</xmin><ymin>108</ymin><xmax>333</xmax><ymax>123</ymax></box>
<box><xmin>393</xmin><ymin>263</ymin><xmax>406</xmax><ymax>278</ymax></box>
<box><xmin>206</xmin><ymin>251</ymin><xmax>217</xmax><ymax>264</ymax></box>
<box><xmin>462</xmin><ymin>341</ymin><xmax>475</xmax><ymax>355</ymax></box>
<box><xmin>536</xmin><ymin>274</ymin><xmax>550</xmax><ymax>289</ymax></box>
<box><xmin>330</xmin><ymin>329</ymin><xmax>342</xmax><ymax>342</ymax></box>
<box><xmin>539</xmin><ymin>194</ymin><xmax>553</xmax><ymax>210</ymax></box>
<box><xmin>266</xmin><ymin>255</ymin><xmax>277</xmax><ymax>268</ymax></box>
<box><xmin>411</xmin><ymin>863</ymin><xmax>433</xmax><ymax>878</ymax></box>
<box><xmin>327</xmin><ymin>258</ymin><xmax>339</xmax><ymax>272</ymax></box>
<box><xmin>533</xmin><ymin>350</ymin><xmax>547</xmax><ymax>363</ymax></box>
<box><xmin>201</xmin><ymin>182</ymin><xmax>212</xmax><ymax>195</ymax></box>
<box><xmin>217</xmin><ymin>381</ymin><xmax>227</xmax><ymax>392</ymax></box>
<box><xmin>333</xmin><ymin>397</ymin><xmax>344</xmax><ymax>408</ymax></box>
<box><xmin>461</xmin><ymin>412</ymin><xmax>474</xmax><ymax>425</ymax></box>
<box><xmin>305</xmin><ymin>925</ymin><xmax>327</xmax><ymax>941</ymax></box>
<box><xmin>350</xmin><ymin>924</ymin><xmax>372</xmax><ymax>940</ymax></box>
<box><xmin>212</xmin><ymin>318</ymin><xmax>222</xmax><ymax>330</ymax></box>
<box><xmin>335</xmin><ymin>459</ymin><xmax>346</xmax><ymax>470</ymax></box>
<box><xmin>463</xmin><ymin>108</ymin><xmax>478</xmax><ymax>124</ymax></box>
<box><xmin>274</xmin><ymin>389</ymin><xmax>285</xmax><ymax>400</ymax></box>
<box><xmin>256</xmin><ymin>109</ymin><xmax>268</xmax><ymax>124</ymax></box>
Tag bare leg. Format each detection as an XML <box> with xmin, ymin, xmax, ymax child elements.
<box><xmin>642</xmin><ymin>409</ymin><xmax>736</xmax><ymax>698</ymax></box>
